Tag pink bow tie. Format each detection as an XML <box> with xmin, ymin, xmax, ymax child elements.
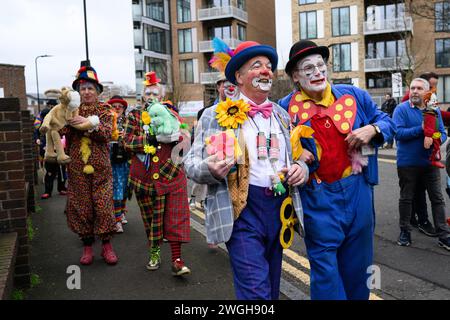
<box><xmin>248</xmin><ymin>102</ymin><xmax>273</xmax><ymax>119</ymax></box>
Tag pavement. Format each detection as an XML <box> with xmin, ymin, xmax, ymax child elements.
<box><xmin>25</xmin><ymin>170</ymin><xmax>239</xmax><ymax>300</ymax></box>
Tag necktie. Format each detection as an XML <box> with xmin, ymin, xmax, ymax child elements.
<box><xmin>248</xmin><ymin>102</ymin><xmax>273</xmax><ymax>119</ymax></box>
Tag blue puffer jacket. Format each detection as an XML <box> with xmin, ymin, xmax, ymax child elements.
<box><xmin>278</xmin><ymin>84</ymin><xmax>397</xmax><ymax>186</ymax></box>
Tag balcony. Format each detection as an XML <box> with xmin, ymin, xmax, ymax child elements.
<box><xmin>198</xmin><ymin>6</ymin><xmax>248</xmax><ymax>23</ymax></box>
<box><xmin>200</xmin><ymin>72</ymin><xmax>222</xmax><ymax>84</ymax></box>
<box><xmin>364</xmin><ymin>56</ymin><xmax>412</xmax><ymax>72</ymax></box>
<box><xmin>364</xmin><ymin>16</ymin><xmax>413</xmax><ymax>35</ymax></box>
<box><xmin>199</xmin><ymin>38</ymin><xmax>243</xmax><ymax>52</ymax></box>
<box><xmin>134</xmin><ymin>29</ymin><xmax>143</xmax><ymax>47</ymax></box>
<box><xmin>135</xmin><ymin>53</ymin><xmax>144</xmax><ymax>71</ymax></box>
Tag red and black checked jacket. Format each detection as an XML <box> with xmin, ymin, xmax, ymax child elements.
<box><xmin>123</xmin><ymin>107</ymin><xmax>187</xmax><ymax>196</ymax></box>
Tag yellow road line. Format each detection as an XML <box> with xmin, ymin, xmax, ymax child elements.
<box><xmin>378</xmin><ymin>158</ymin><xmax>396</xmax><ymax>164</ymax></box>
<box><xmin>191</xmin><ymin>208</ymin><xmax>205</xmax><ymax>220</ymax></box>
<box><xmin>282</xmin><ymin>260</ymin><xmax>310</xmax><ymax>286</ymax></box>
<box><xmin>191</xmin><ymin>206</ymin><xmax>383</xmax><ymax>300</ymax></box>
<box><xmin>284</xmin><ymin>249</ymin><xmax>310</xmax><ymax>269</ymax></box>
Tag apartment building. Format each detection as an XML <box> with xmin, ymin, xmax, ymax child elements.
<box><xmin>280</xmin><ymin>0</ymin><xmax>450</xmax><ymax>107</ymax></box>
<box><xmin>132</xmin><ymin>0</ymin><xmax>276</xmax><ymax>117</ymax></box>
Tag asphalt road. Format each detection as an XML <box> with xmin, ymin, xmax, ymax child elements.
<box><xmin>24</xmin><ymin>154</ymin><xmax>450</xmax><ymax>300</ymax></box>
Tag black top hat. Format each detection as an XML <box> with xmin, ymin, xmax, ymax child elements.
<box><xmin>285</xmin><ymin>40</ymin><xmax>329</xmax><ymax>75</ymax></box>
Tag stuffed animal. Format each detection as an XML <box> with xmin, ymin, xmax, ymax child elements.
<box><xmin>147</xmin><ymin>100</ymin><xmax>181</xmax><ymax>142</ymax></box>
<box><xmin>39</xmin><ymin>87</ymin><xmax>94</xmax><ymax>164</ymax></box>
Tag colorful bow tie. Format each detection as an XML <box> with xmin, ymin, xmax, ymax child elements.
<box><xmin>288</xmin><ymin>94</ymin><xmax>357</xmax><ymax>134</ymax></box>
<box><xmin>248</xmin><ymin>102</ymin><xmax>273</xmax><ymax>119</ymax></box>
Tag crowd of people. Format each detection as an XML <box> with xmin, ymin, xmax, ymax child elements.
<box><xmin>33</xmin><ymin>38</ymin><xmax>450</xmax><ymax>300</ymax></box>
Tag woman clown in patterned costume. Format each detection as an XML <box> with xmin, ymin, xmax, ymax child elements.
<box><xmin>63</xmin><ymin>63</ymin><xmax>119</xmax><ymax>266</ymax></box>
<box><xmin>123</xmin><ymin>71</ymin><xmax>191</xmax><ymax>276</ymax></box>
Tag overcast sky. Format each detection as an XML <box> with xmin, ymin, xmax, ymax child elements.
<box><xmin>0</xmin><ymin>0</ymin><xmax>136</xmax><ymax>94</ymax></box>
<box><xmin>1</xmin><ymin>0</ymin><xmax>294</xmax><ymax>96</ymax></box>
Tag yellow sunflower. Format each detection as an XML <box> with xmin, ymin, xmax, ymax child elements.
<box><xmin>215</xmin><ymin>98</ymin><xmax>250</xmax><ymax>129</ymax></box>
<box><xmin>144</xmin><ymin>144</ymin><xmax>156</xmax><ymax>155</ymax></box>
<box><xmin>142</xmin><ymin>111</ymin><xmax>152</xmax><ymax>125</ymax></box>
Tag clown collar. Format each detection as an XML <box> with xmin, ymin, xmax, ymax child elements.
<box><xmin>298</xmin><ymin>82</ymin><xmax>334</xmax><ymax>108</ymax></box>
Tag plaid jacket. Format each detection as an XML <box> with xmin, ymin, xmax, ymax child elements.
<box><xmin>123</xmin><ymin>108</ymin><xmax>187</xmax><ymax>196</ymax></box>
<box><xmin>184</xmin><ymin>102</ymin><xmax>307</xmax><ymax>245</ymax></box>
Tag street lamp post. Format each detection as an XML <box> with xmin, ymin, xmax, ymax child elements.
<box><xmin>35</xmin><ymin>54</ymin><xmax>53</xmax><ymax>114</ymax></box>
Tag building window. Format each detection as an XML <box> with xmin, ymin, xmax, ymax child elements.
<box><xmin>238</xmin><ymin>24</ymin><xmax>247</xmax><ymax>41</ymax></box>
<box><xmin>436</xmin><ymin>38</ymin><xmax>450</xmax><ymax>68</ymax></box>
<box><xmin>180</xmin><ymin>60</ymin><xmax>194</xmax><ymax>83</ymax></box>
<box><xmin>146</xmin><ymin>0</ymin><xmax>164</xmax><ymax>22</ymax></box>
<box><xmin>367</xmin><ymin>76</ymin><xmax>392</xmax><ymax>89</ymax></box>
<box><xmin>133</xmin><ymin>21</ymin><xmax>141</xmax><ymax>29</ymax></box>
<box><xmin>299</xmin><ymin>0</ymin><xmax>316</xmax><ymax>4</ymax></box>
<box><xmin>332</xmin><ymin>7</ymin><xmax>350</xmax><ymax>36</ymax></box>
<box><xmin>237</xmin><ymin>0</ymin><xmax>246</xmax><ymax>10</ymax></box>
<box><xmin>437</xmin><ymin>75</ymin><xmax>450</xmax><ymax>103</ymax></box>
<box><xmin>206</xmin><ymin>0</ymin><xmax>230</xmax><ymax>7</ymax></box>
<box><xmin>300</xmin><ymin>11</ymin><xmax>317</xmax><ymax>40</ymax></box>
<box><xmin>132</xmin><ymin>0</ymin><xmax>140</xmax><ymax>4</ymax></box>
<box><xmin>208</xmin><ymin>26</ymin><xmax>231</xmax><ymax>40</ymax></box>
<box><xmin>177</xmin><ymin>0</ymin><xmax>191</xmax><ymax>23</ymax></box>
<box><xmin>178</xmin><ymin>29</ymin><xmax>192</xmax><ymax>53</ymax></box>
<box><xmin>435</xmin><ymin>2</ymin><xmax>450</xmax><ymax>32</ymax></box>
<box><xmin>333</xmin><ymin>43</ymin><xmax>351</xmax><ymax>72</ymax></box>
<box><xmin>145</xmin><ymin>57</ymin><xmax>168</xmax><ymax>83</ymax></box>
<box><xmin>366</xmin><ymin>40</ymin><xmax>405</xmax><ymax>59</ymax></box>
<box><xmin>146</xmin><ymin>26</ymin><xmax>169</xmax><ymax>54</ymax></box>
<box><xmin>332</xmin><ymin>78</ymin><xmax>353</xmax><ymax>85</ymax></box>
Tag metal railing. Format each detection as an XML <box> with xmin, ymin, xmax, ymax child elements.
<box><xmin>364</xmin><ymin>16</ymin><xmax>413</xmax><ymax>35</ymax></box>
<box><xmin>198</xmin><ymin>6</ymin><xmax>248</xmax><ymax>23</ymax></box>
<box><xmin>134</xmin><ymin>30</ymin><xmax>143</xmax><ymax>47</ymax></box>
<box><xmin>364</xmin><ymin>56</ymin><xmax>412</xmax><ymax>72</ymax></box>
<box><xmin>199</xmin><ymin>38</ymin><xmax>243</xmax><ymax>52</ymax></box>
<box><xmin>200</xmin><ymin>72</ymin><xmax>222</xmax><ymax>84</ymax></box>
<box><xmin>135</xmin><ymin>53</ymin><xmax>144</xmax><ymax>71</ymax></box>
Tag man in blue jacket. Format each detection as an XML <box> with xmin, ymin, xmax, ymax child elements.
<box><xmin>392</xmin><ymin>77</ymin><xmax>450</xmax><ymax>251</ymax></box>
<box><xmin>279</xmin><ymin>40</ymin><xmax>396</xmax><ymax>300</ymax></box>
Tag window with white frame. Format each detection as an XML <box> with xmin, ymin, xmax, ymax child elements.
<box><xmin>332</xmin><ymin>7</ymin><xmax>350</xmax><ymax>36</ymax></box>
<box><xmin>177</xmin><ymin>0</ymin><xmax>191</xmax><ymax>23</ymax></box>
<box><xmin>180</xmin><ymin>60</ymin><xmax>194</xmax><ymax>83</ymax></box>
<box><xmin>333</xmin><ymin>43</ymin><xmax>351</xmax><ymax>72</ymax></box>
<box><xmin>300</xmin><ymin>11</ymin><xmax>317</xmax><ymax>39</ymax></box>
<box><xmin>178</xmin><ymin>29</ymin><xmax>192</xmax><ymax>53</ymax></box>
<box><xmin>299</xmin><ymin>0</ymin><xmax>316</xmax><ymax>4</ymax></box>
<box><xmin>437</xmin><ymin>75</ymin><xmax>450</xmax><ymax>103</ymax></box>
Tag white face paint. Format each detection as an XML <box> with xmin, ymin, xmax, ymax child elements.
<box><xmin>293</xmin><ymin>54</ymin><xmax>328</xmax><ymax>94</ymax></box>
<box><xmin>251</xmin><ymin>77</ymin><xmax>273</xmax><ymax>91</ymax></box>
<box><xmin>427</xmin><ymin>93</ymin><xmax>438</xmax><ymax>108</ymax></box>
<box><xmin>223</xmin><ymin>81</ymin><xmax>239</xmax><ymax>100</ymax></box>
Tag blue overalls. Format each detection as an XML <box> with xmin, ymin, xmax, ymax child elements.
<box><xmin>279</xmin><ymin>84</ymin><xmax>396</xmax><ymax>300</ymax></box>
<box><xmin>226</xmin><ymin>185</ymin><xmax>286</xmax><ymax>300</ymax></box>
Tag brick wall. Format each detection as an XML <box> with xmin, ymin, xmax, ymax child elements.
<box><xmin>0</xmin><ymin>97</ymin><xmax>33</xmax><ymax>289</ymax></box>
<box><xmin>0</xmin><ymin>64</ymin><xmax>27</xmax><ymax>110</ymax></box>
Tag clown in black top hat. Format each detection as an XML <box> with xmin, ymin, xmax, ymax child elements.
<box><xmin>278</xmin><ymin>39</ymin><xmax>395</xmax><ymax>300</ymax></box>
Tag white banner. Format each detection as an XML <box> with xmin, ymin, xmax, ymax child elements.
<box><xmin>392</xmin><ymin>72</ymin><xmax>403</xmax><ymax>98</ymax></box>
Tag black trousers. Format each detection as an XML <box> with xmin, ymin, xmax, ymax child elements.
<box><xmin>411</xmin><ymin>183</ymin><xmax>429</xmax><ymax>225</ymax></box>
<box><xmin>44</xmin><ymin>162</ymin><xmax>67</xmax><ymax>195</ymax></box>
<box><xmin>397</xmin><ymin>166</ymin><xmax>450</xmax><ymax>238</ymax></box>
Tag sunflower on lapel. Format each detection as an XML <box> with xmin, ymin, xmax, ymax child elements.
<box><xmin>215</xmin><ymin>98</ymin><xmax>250</xmax><ymax>129</ymax></box>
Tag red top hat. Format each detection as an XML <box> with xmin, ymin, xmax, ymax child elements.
<box><xmin>143</xmin><ymin>71</ymin><xmax>161</xmax><ymax>87</ymax></box>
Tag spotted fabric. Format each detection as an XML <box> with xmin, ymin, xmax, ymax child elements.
<box><xmin>64</xmin><ymin>103</ymin><xmax>116</xmax><ymax>240</ymax></box>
